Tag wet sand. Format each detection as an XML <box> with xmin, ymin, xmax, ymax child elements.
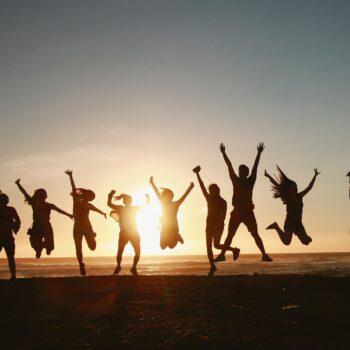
<box><xmin>0</xmin><ymin>275</ymin><xmax>349</xmax><ymax>349</ymax></box>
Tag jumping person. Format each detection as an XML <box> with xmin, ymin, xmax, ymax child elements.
<box><xmin>107</xmin><ymin>190</ymin><xmax>149</xmax><ymax>275</ymax></box>
<box><xmin>215</xmin><ymin>143</ymin><xmax>272</xmax><ymax>262</ymax></box>
<box><xmin>347</xmin><ymin>172</ymin><xmax>350</xmax><ymax>199</ymax></box>
<box><xmin>65</xmin><ymin>170</ymin><xmax>106</xmax><ymax>276</ymax></box>
<box><xmin>193</xmin><ymin>166</ymin><xmax>240</xmax><ymax>275</ymax></box>
<box><xmin>0</xmin><ymin>192</ymin><xmax>21</xmax><ymax>279</ymax></box>
<box><xmin>150</xmin><ymin>176</ymin><xmax>194</xmax><ymax>249</ymax></box>
<box><xmin>265</xmin><ymin>166</ymin><xmax>320</xmax><ymax>246</ymax></box>
<box><xmin>15</xmin><ymin>178</ymin><xmax>73</xmax><ymax>258</ymax></box>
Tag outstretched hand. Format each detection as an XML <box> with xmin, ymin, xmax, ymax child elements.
<box><xmin>15</xmin><ymin>178</ymin><xmax>21</xmax><ymax>185</ymax></box>
<box><xmin>189</xmin><ymin>182</ymin><xmax>195</xmax><ymax>188</ymax></box>
<box><xmin>314</xmin><ymin>168</ymin><xmax>321</xmax><ymax>176</ymax></box>
<box><xmin>257</xmin><ymin>142</ymin><xmax>265</xmax><ymax>153</ymax></box>
<box><xmin>65</xmin><ymin>169</ymin><xmax>73</xmax><ymax>176</ymax></box>
<box><xmin>103</xmin><ymin>213</ymin><xmax>107</xmax><ymax>219</ymax></box>
<box><xmin>69</xmin><ymin>214</ymin><xmax>74</xmax><ymax>220</ymax></box>
<box><xmin>109</xmin><ymin>190</ymin><xmax>116</xmax><ymax>196</ymax></box>
<box><xmin>149</xmin><ymin>176</ymin><xmax>154</xmax><ymax>184</ymax></box>
<box><xmin>219</xmin><ymin>143</ymin><xmax>226</xmax><ymax>154</ymax></box>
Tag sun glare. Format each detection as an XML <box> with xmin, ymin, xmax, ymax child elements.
<box><xmin>132</xmin><ymin>188</ymin><xmax>162</xmax><ymax>255</ymax></box>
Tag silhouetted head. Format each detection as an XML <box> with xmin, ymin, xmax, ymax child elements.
<box><xmin>272</xmin><ymin>167</ymin><xmax>298</xmax><ymax>202</ymax></box>
<box><xmin>239</xmin><ymin>164</ymin><xmax>249</xmax><ymax>178</ymax></box>
<box><xmin>32</xmin><ymin>189</ymin><xmax>47</xmax><ymax>203</ymax></box>
<box><xmin>122</xmin><ymin>194</ymin><xmax>132</xmax><ymax>206</ymax></box>
<box><xmin>208</xmin><ymin>184</ymin><xmax>220</xmax><ymax>196</ymax></box>
<box><xmin>75</xmin><ymin>188</ymin><xmax>95</xmax><ymax>202</ymax></box>
<box><xmin>347</xmin><ymin>172</ymin><xmax>350</xmax><ymax>177</ymax></box>
<box><xmin>161</xmin><ymin>188</ymin><xmax>174</xmax><ymax>202</ymax></box>
<box><xmin>0</xmin><ymin>193</ymin><xmax>9</xmax><ymax>206</ymax></box>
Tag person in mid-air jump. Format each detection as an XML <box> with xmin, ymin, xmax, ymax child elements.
<box><xmin>108</xmin><ymin>190</ymin><xmax>149</xmax><ymax>275</ymax></box>
<box><xmin>215</xmin><ymin>143</ymin><xmax>272</xmax><ymax>262</ymax></box>
<box><xmin>65</xmin><ymin>170</ymin><xmax>106</xmax><ymax>276</ymax></box>
<box><xmin>150</xmin><ymin>176</ymin><xmax>194</xmax><ymax>249</ymax></box>
<box><xmin>15</xmin><ymin>178</ymin><xmax>73</xmax><ymax>259</ymax></box>
<box><xmin>0</xmin><ymin>191</ymin><xmax>21</xmax><ymax>279</ymax></box>
<box><xmin>265</xmin><ymin>166</ymin><xmax>320</xmax><ymax>246</ymax></box>
<box><xmin>193</xmin><ymin>166</ymin><xmax>240</xmax><ymax>276</ymax></box>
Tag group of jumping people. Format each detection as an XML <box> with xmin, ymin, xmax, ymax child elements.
<box><xmin>0</xmin><ymin>142</ymin><xmax>332</xmax><ymax>279</ymax></box>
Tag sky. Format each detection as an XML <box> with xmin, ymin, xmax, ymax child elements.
<box><xmin>0</xmin><ymin>0</ymin><xmax>349</xmax><ymax>258</ymax></box>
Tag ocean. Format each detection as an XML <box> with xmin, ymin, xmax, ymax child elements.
<box><xmin>0</xmin><ymin>252</ymin><xmax>349</xmax><ymax>279</ymax></box>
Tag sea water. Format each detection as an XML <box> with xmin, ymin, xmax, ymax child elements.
<box><xmin>1</xmin><ymin>253</ymin><xmax>350</xmax><ymax>279</ymax></box>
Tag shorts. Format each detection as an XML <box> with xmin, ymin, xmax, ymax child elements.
<box><xmin>0</xmin><ymin>236</ymin><xmax>15</xmax><ymax>256</ymax></box>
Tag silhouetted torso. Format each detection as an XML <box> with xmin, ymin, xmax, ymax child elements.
<box><xmin>161</xmin><ymin>201</ymin><xmax>180</xmax><ymax>229</ymax></box>
<box><xmin>30</xmin><ymin>202</ymin><xmax>52</xmax><ymax>225</ymax></box>
<box><xmin>231</xmin><ymin>177</ymin><xmax>255</xmax><ymax>210</ymax></box>
<box><xmin>206</xmin><ymin>196</ymin><xmax>226</xmax><ymax>225</ymax></box>
<box><xmin>285</xmin><ymin>195</ymin><xmax>303</xmax><ymax>223</ymax></box>
<box><xmin>0</xmin><ymin>206</ymin><xmax>18</xmax><ymax>238</ymax></box>
<box><xmin>73</xmin><ymin>198</ymin><xmax>90</xmax><ymax>224</ymax></box>
<box><xmin>113</xmin><ymin>205</ymin><xmax>140</xmax><ymax>235</ymax></box>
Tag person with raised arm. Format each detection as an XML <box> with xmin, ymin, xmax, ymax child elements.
<box><xmin>347</xmin><ymin>172</ymin><xmax>350</xmax><ymax>199</ymax></box>
<box><xmin>0</xmin><ymin>191</ymin><xmax>21</xmax><ymax>279</ymax></box>
<box><xmin>150</xmin><ymin>176</ymin><xmax>194</xmax><ymax>249</ymax></box>
<box><xmin>65</xmin><ymin>170</ymin><xmax>106</xmax><ymax>276</ymax></box>
<box><xmin>108</xmin><ymin>190</ymin><xmax>149</xmax><ymax>275</ymax></box>
<box><xmin>15</xmin><ymin>178</ymin><xmax>73</xmax><ymax>259</ymax></box>
<box><xmin>215</xmin><ymin>143</ymin><xmax>272</xmax><ymax>262</ymax></box>
<box><xmin>265</xmin><ymin>167</ymin><xmax>320</xmax><ymax>246</ymax></box>
<box><xmin>193</xmin><ymin>166</ymin><xmax>240</xmax><ymax>276</ymax></box>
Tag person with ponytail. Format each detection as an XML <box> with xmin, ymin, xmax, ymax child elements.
<box><xmin>265</xmin><ymin>166</ymin><xmax>320</xmax><ymax>246</ymax></box>
<box><xmin>15</xmin><ymin>178</ymin><xmax>73</xmax><ymax>259</ymax></box>
<box><xmin>150</xmin><ymin>176</ymin><xmax>194</xmax><ymax>249</ymax></box>
<box><xmin>65</xmin><ymin>170</ymin><xmax>106</xmax><ymax>276</ymax></box>
<box><xmin>0</xmin><ymin>191</ymin><xmax>21</xmax><ymax>279</ymax></box>
<box><xmin>107</xmin><ymin>190</ymin><xmax>149</xmax><ymax>275</ymax></box>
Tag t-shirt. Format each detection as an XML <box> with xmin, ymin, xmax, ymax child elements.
<box><xmin>231</xmin><ymin>176</ymin><xmax>255</xmax><ymax>210</ymax></box>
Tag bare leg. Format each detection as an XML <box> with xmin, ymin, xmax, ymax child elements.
<box><xmin>5</xmin><ymin>241</ymin><xmax>16</xmax><ymax>279</ymax></box>
<box><xmin>74</xmin><ymin>234</ymin><xmax>86</xmax><ymax>276</ymax></box>
<box><xmin>130</xmin><ymin>240</ymin><xmax>140</xmax><ymax>275</ymax></box>
<box><xmin>266</xmin><ymin>222</ymin><xmax>293</xmax><ymax>245</ymax></box>
<box><xmin>114</xmin><ymin>240</ymin><xmax>127</xmax><ymax>274</ymax></box>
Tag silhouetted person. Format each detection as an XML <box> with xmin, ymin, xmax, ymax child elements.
<box><xmin>108</xmin><ymin>190</ymin><xmax>149</xmax><ymax>275</ymax></box>
<box><xmin>0</xmin><ymin>192</ymin><xmax>21</xmax><ymax>279</ymax></box>
<box><xmin>265</xmin><ymin>167</ymin><xmax>320</xmax><ymax>245</ymax></box>
<box><xmin>15</xmin><ymin>178</ymin><xmax>73</xmax><ymax>258</ymax></box>
<box><xmin>150</xmin><ymin>176</ymin><xmax>194</xmax><ymax>249</ymax></box>
<box><xmin>215</xmin><ymin>143</ymin><xmax>272</xmax><ymax>262</ymax></box>
<box><xmin>193</xmin><ymin>166</ymin><xmax>240</xmax><ymax>276</ymax></box>
<box><xmin>65</xmin><ymin>170</ymin><xmax>106</xmax><ymax>276</ymax></box>
<box><xmin>347</xmin><ymin>172</ymin><xmax>350</xmax><ymax>199</ymax></box>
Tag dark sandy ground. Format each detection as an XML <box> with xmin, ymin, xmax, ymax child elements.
<box><xmin>0</xmin><ymin>275</ymin><xmax>349</xmax><ymax>349</ymax></box>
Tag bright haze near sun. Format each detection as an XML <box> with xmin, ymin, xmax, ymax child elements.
<box><xmin>0</xmin><ymin>1</ymin><xmax>349</xmax><ymax>257</ymax></box>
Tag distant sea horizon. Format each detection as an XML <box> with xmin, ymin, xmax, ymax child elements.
<box><xmin>1</xmin><ymin>252</ymin><xmax>349</xmax><ymax>279</ymax></box>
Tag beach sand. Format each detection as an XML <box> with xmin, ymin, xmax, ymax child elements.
<box><xmin>0</xmin><ymin>275</ymin><xmax>349</xmax><ymax>349</ymax></box>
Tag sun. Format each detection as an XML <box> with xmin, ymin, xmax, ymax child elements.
<box><xmin>131</xmin><ymin>188</ymin><xmax>162</xmax><ymax>255</ymax></box>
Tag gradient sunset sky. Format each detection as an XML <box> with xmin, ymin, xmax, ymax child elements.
<box><xmin>0</xmin><ymin>0</ymin><xmax>349</xmax><ymax>257</ymax></box>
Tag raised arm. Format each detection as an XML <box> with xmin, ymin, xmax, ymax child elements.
<box><xmin>177</xmin><ymin>182</ymin><xmax>195</xmax><ymax>205</ymax></box>
<box><xmin>149</xmin><ymin>176</ymin><xmax>161</xmax><ymax>201</ymax></box>
<box><xmin>50</xmin><ymin>204</ymin><xmax>73</xmax><ymax>219</ymax></box>
<box><xmin>299</xmin><ymin>168</ymin><xmax>320</xmax><ymax>197</ymax></box>
<box><xmin>107</xmin><ymin>190</ymin><xmax>120</xmax><ymax>211</ymax></box>
<box><xmin>250</xmin><ymin>142</ymin><xmax>265</xmax><ymax>181</ymax></box>
<box><xmin>193</xmin><ymin>166</ymin><xmax>209</xmax><ymax>199</ymax></box>
<box><xmin>14</xmin><ymin>179</ymin><xmax>32</xmax><ymax>203</ymax></box>
<box><xmin>264</xmin><ymin>169</ymin><xmax>279</xmax><ymax>187</ymax></box>
<box><xmin>65</xmin><ymin>169</ymin><xmax>77</xmax><ymax>194</ymax></box>
<box><xmin>220</xmin><ymin>143</ymin><xmax>238</xmax><ymax>182</ymax></box>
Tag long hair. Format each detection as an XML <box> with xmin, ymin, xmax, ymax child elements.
<box><xmin>31</xmin><ymin>189</ymin><xmax>47</xmax><ymax>203</ymax></box>
<box><xmin>271</xmin><ymin>166</ymin><xmax>297</xmax><ymax>203</ymax></box>
<box><xmin>72</xmin><ymin>188</ymin><xmax>95</xmax><ymax>202</ymax></box>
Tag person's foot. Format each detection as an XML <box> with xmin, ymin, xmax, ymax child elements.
<box><xmin>10</xmin><ymin>274</ymin><xmax>16</xmax><ymax>280</ymax></box>
<box><xmin>113</xmin><ymin>266</ymin><xmax>121</xmax><ymax>275</ymax></box>
<box><xmin>214</xmin><ymin>253</ymin><xmax>226</xmax><ymax>263</ymax></box>
<box><xmin>266</xmin><ymin>222</ymin><xmax>277</xmax><ymax>230</ymax></box>
<box><xmin>130</xmin><ymin>267</ymin><xmax>138</xmax><ymax>276</ymax></box>
<box><xmin>208</xmin><ymin>265</ymin><xmax>217</xmax><ymax>276</ymax></box>
<box><xmin>46</xmin><ymin>248</ymin><xmax>52</xmax><ymax>256</ymax></box>
<box><xmin>79</xmin><ymin>263</ymin><xmax>86</xmax><ymax>276</ymax></box>
<box><xmin>233</xmin><ymin>248</ymin><xmax>240</xmax><ymax>261</ymax></box>
<box><xmin>35</xmin><ymin>250</ymin><xmax>41</xmax><ymax>259</ymax></box>
<box><xmin>262</xmin><ymin>254</ymin><xmax>273</xmax><ymax>262</ymax></box>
